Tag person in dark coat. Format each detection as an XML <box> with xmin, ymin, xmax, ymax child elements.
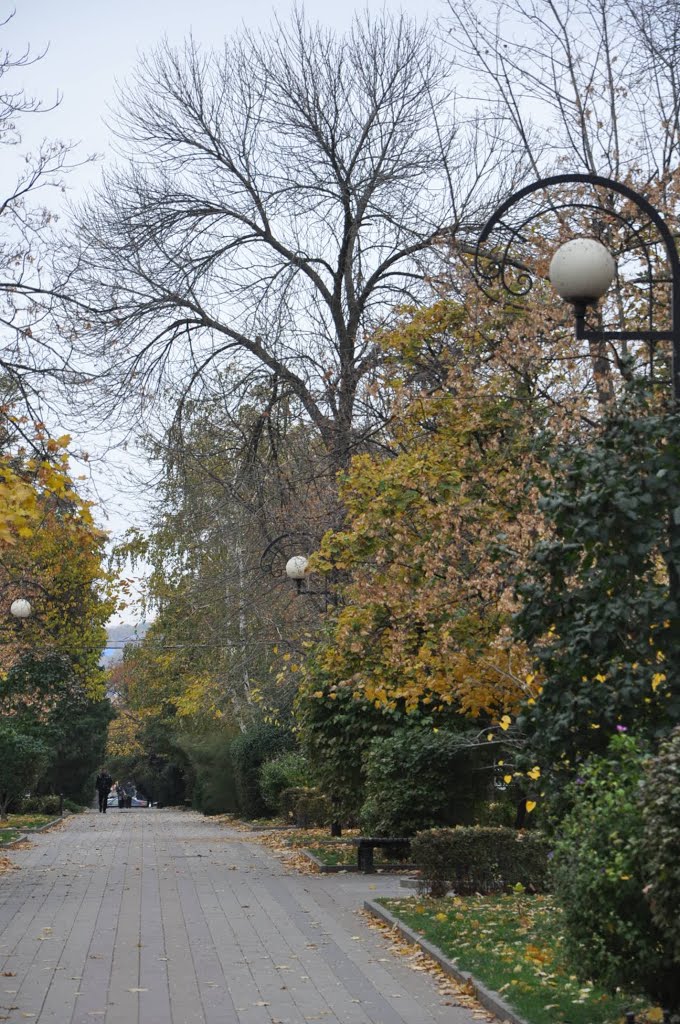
<box><xmin>95</xmin><ymin>769</ymin><xmax>113</xmax><ymax>813</ymax></box>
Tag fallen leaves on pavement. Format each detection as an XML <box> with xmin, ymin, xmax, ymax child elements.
<box><xmin>360</xmin><ymin>909</ymin><xmax>496</xmax><ymax>1021</ymax></box>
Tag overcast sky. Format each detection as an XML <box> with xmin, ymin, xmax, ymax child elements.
<box><xmin>5</xmin><ymin>0</ymin><xmax>445</xmax><ymax>625</ymax></box>
<box><xmin>8</xmin><ymin>0</ymin><xmax>443</xmax><ymax>172</ymax></box>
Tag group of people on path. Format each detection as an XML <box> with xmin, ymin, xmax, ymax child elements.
<box><xmin>94</xmin><ymin>769</ymin><xmax>138</xmax><ymax>812</ymax></box>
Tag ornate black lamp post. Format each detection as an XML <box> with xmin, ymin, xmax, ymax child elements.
<box><xmin>474</xmin><ymin>172</ymin><xmax>680</xmax><ymax>401</ymax></box>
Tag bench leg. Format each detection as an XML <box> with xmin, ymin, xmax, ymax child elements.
<box><xmin>357</xmin><ymin>845</ymin><xmax>375</xmax><ymax>872</ymax></box>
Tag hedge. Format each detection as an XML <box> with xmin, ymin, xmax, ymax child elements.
<box><xmin>412</xmin><ymin>826</ymin><xmax>549</xmax><ymax>897</ymax></box>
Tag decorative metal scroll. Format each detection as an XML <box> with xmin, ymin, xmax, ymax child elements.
<box><xmin>259</xmin><ymin>532</ymin><xmax>317</xmax><ymax>580</ymax></box>
<box><xmin>0</xmin><ymin>574</ymin><xmax>48</xmax><ymax>607</ymax></box>
<box><xmin>473</xmin><ymin>173</ymin><xmax>680</xmax><ymax>350</ymax></box>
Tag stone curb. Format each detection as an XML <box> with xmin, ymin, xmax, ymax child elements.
<box><xmin>19</xmin><ymin>816</ymin><xmax>65</xmax><ymax>833</ymax></box>
<box><xmin>0</xmin><ymin>815</ymin><xmax>66</xmax><ymax>848</ymax></box>
<box><xmin>300</xmin><ymin>849</ymin><xmax>352</xmax><ymax>872</ymax></box>
<box><xmin>364</xmin><ymin>898</ymin><xmax>530</xmax><ymax>1024</ymax></box>
<box><xmin>0</xmin><ymin>836</ymin><xmax>24</xmax><ymax>849</ymax></box>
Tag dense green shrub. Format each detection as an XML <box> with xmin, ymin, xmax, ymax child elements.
<box><xmin>37</xmin><ymin>696</ymin><xmax>114</xmax><ymax>805</ymax></box>
<box><xmin>297</xmin><ymin>663</ymin><xmax>471</xmax><ymax>823</ymax></box>
<box><xmin>640</xmin><ymin>726</ymin><xmax>680</xmax><ymax>964</ymax></box>
<box><xmin>20</xmin><ymin>794</ymin><xmax>62</xmax><ymax>816</ymax></box>
<box><xmin>3</xmin><ymin>655</ymin><xmax>113</xmax><ymax>805</ymax></box>
<box><xmin>62</xmin><ymin>798</ymin><xmax>85</xmax><ymax>814</ymax></box>
<box><xmin>412</xmin><ymin>826</ymin><xmax>549</xmax><ymax>897</ymax></box>
<box><xmin>178</xmin><ymin>731</ymin><xmax>238</xmax><ymax>815</ymax></box>
<box><xmin>0</xmin><ymin>725</ymin><xmax>50</xmax><ymax>820</ymax></box>
<box><xmin>259</xmin><ymin>752</ymin><xmax>311</xmax><ymax>814</ymax></box>
<box><xmin>515</xmin><ymin>392</ymin><xmax>680</xmax><ymax>774</ymax></box>
<box><xmin>113</xmin><ymin>716</ymin><xmax>195</xmax><ymax>808</ymax></box>
<box><xmin>230</xmin><ymin>723</ymin><xmax>295</xmax><ymax>819</ymax></box>
<box><xmin>279</xmin><ymin>787</ymin><xmax>331</xmax><ymax>826</ymax></box>
<box><xmin>359</xmin><ymin>728</ymin><xmax>489</xmax><ymax>836</ymax></box>
<box><xmin>551</xmin><ymin>734</ymin><xmax>680</xmax><ymax>1013</ymax></box>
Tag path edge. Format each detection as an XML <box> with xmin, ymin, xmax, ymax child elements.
<box><xmin>364</xmin><ymin>898</ymin><xmax>530</xmax><ymax>1024</ymax></box>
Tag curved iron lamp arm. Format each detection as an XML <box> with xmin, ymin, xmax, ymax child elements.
<box><xmin>475</xmin><ymin>173</ymin><xmax>680</xmax><ymax>400</ymax></box>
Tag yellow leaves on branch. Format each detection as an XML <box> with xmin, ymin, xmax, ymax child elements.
<box><xmin>0</xmin><ymin>465</ymin><xmax>39</xmax><ymax>545</ymax></box>
<box><xmin>0</xmin><ymin>433</ymin><xmax>85</xmax><ymax>547</ymax></box>
<box><xmin>651</xmin><ymin>672</ymin><xmax>666</xmax><ymax>693</ymax></box>
<box><xmin>0</xmin><ymin>423</ymin><xmax>116</xmax><ymax>689</ymax></box>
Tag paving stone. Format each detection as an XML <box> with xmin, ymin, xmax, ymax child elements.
<box><xmin>0</xmin><ymin>809</ymin><xmax>483</xmax><ymax>1024</ymax></box>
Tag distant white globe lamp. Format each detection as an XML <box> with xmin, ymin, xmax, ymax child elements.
<box><xmin>285</xmin><ymin>555</ymin><xmax>309</xmax><ymax>593</ymax></box>
<box><xmin>549</xmin><ymin>237</ymin><xmax>617</xmax><ymax>304</ymax></box>
<box><xmin>10</xmin><ymin>598</ymin><xmax>32</xmax><ymax>619</ymax></box>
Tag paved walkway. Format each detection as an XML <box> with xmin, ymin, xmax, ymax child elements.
<box><xmin>0</xmin><ymin>809</ymin><xmax>479</xmax><ymax>1024</ymax></box>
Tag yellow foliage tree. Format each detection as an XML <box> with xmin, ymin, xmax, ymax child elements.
<box><xmin>302</xmin><ymin>299</ymin><xmax>546</xmax><ymax>721</ymax></box>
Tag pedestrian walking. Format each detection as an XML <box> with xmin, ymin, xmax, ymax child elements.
<box><xmin>95</xmin><ymin>768</ymin><xmax>113</xmax><ymax>813</ymax></box>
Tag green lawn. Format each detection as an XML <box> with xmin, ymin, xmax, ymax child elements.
<box><xmin>0</xmin><ymin>813</ymin><xmax>56</xmax><ymax>844</ymax></box>
<box><xmin>305</xmin><ymin>842</ymin><xmax>411</xmax><ymax>867</ymax></box>
<box><xmin>7</xmin><ymin>814</ymin><xmax>55</xmax><ymax>830</ymax></box>
<box><xmin>379</xmin><ymin>893</ymin><xmax>653</xmax><ymax>1024</ymax></box>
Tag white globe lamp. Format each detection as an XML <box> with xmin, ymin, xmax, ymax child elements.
<box><xmin>285</xmin><ymin>555</ymin><xmax>309</xmax><ymax>581</ymax></box>
<box><xmin>10</xmin><ymin>598</ymin><xmax>32</xmax><ymax>619</ymax></box>
<box><xmin>549</xmin><ymin>237</ymin><xmax>616</xmax><ymax>303</ymax></box>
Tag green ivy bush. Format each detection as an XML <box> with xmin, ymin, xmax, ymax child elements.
<box><xmin>640</xmin><ymin>726</ymin><xmax>680</xmax><ymax>964</ymax></box>
<box><xmin>515</xmin><ymin>391</ymin><xmax>680</xmax><ymax>774</ymax></box>
<box><xmin>259</xmin><ymin>752</ymin><xmax>311</xmax><ymax>814</ymax></box>
<box><xmin>550</xmin><ymin>734</ymin><xmax>680</xmax><ymax>1013</ymax></box>
<box><xmin>359</xmin><ymin>727</ymin><xmax>488</xmax><ymax>837</ymax></box>
<box><xmin>279</xmin><ymin>787</ymin><xmax>331</xmax><ymax>827</ymax></box>
<box><xmin>412</xmin><ymin>826</ymin><xmax>549</xmax><ymax>897</ymax></box>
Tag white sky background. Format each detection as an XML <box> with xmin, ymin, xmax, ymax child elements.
<box><xmin>4</xmin><ymin>0</ymin><xmax>445</xmax><ymax>628</ymax></box>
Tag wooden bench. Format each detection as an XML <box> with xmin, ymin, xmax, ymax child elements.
<box><xmin>351</xmin><ymin>837</ymin><xmax>411</xmax><ymax>872</ymax></box>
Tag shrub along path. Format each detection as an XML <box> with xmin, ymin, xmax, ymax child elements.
<box><xmin>0</xmin><ymin>808</ymin><xmax>487</xmax><ymax>1024</ymax></box>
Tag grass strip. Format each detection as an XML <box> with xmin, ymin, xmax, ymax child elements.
<box><xmin>7</xmin><ymin>814</ymin><xmax>53</xmax><ymax>830</ymax></box>
<box><xmin>379</xmin><ymin>893</ymin><xmax>653</xmax><ymax>1024</ymax></box>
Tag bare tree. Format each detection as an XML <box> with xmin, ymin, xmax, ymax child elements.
<box><xmin>64</xmin><ymin>9</ymin><xmax>513</xmax><ymax>467</ymax></box>
<box><xmin>446</xmin><ymin>0</ymin><xmax>680</xmax><ymax>186</ymax></box>
<box><xmin>0</xmin><ymin>12</ymin><xmax>84</xmax><ymax>423</ymax></box>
